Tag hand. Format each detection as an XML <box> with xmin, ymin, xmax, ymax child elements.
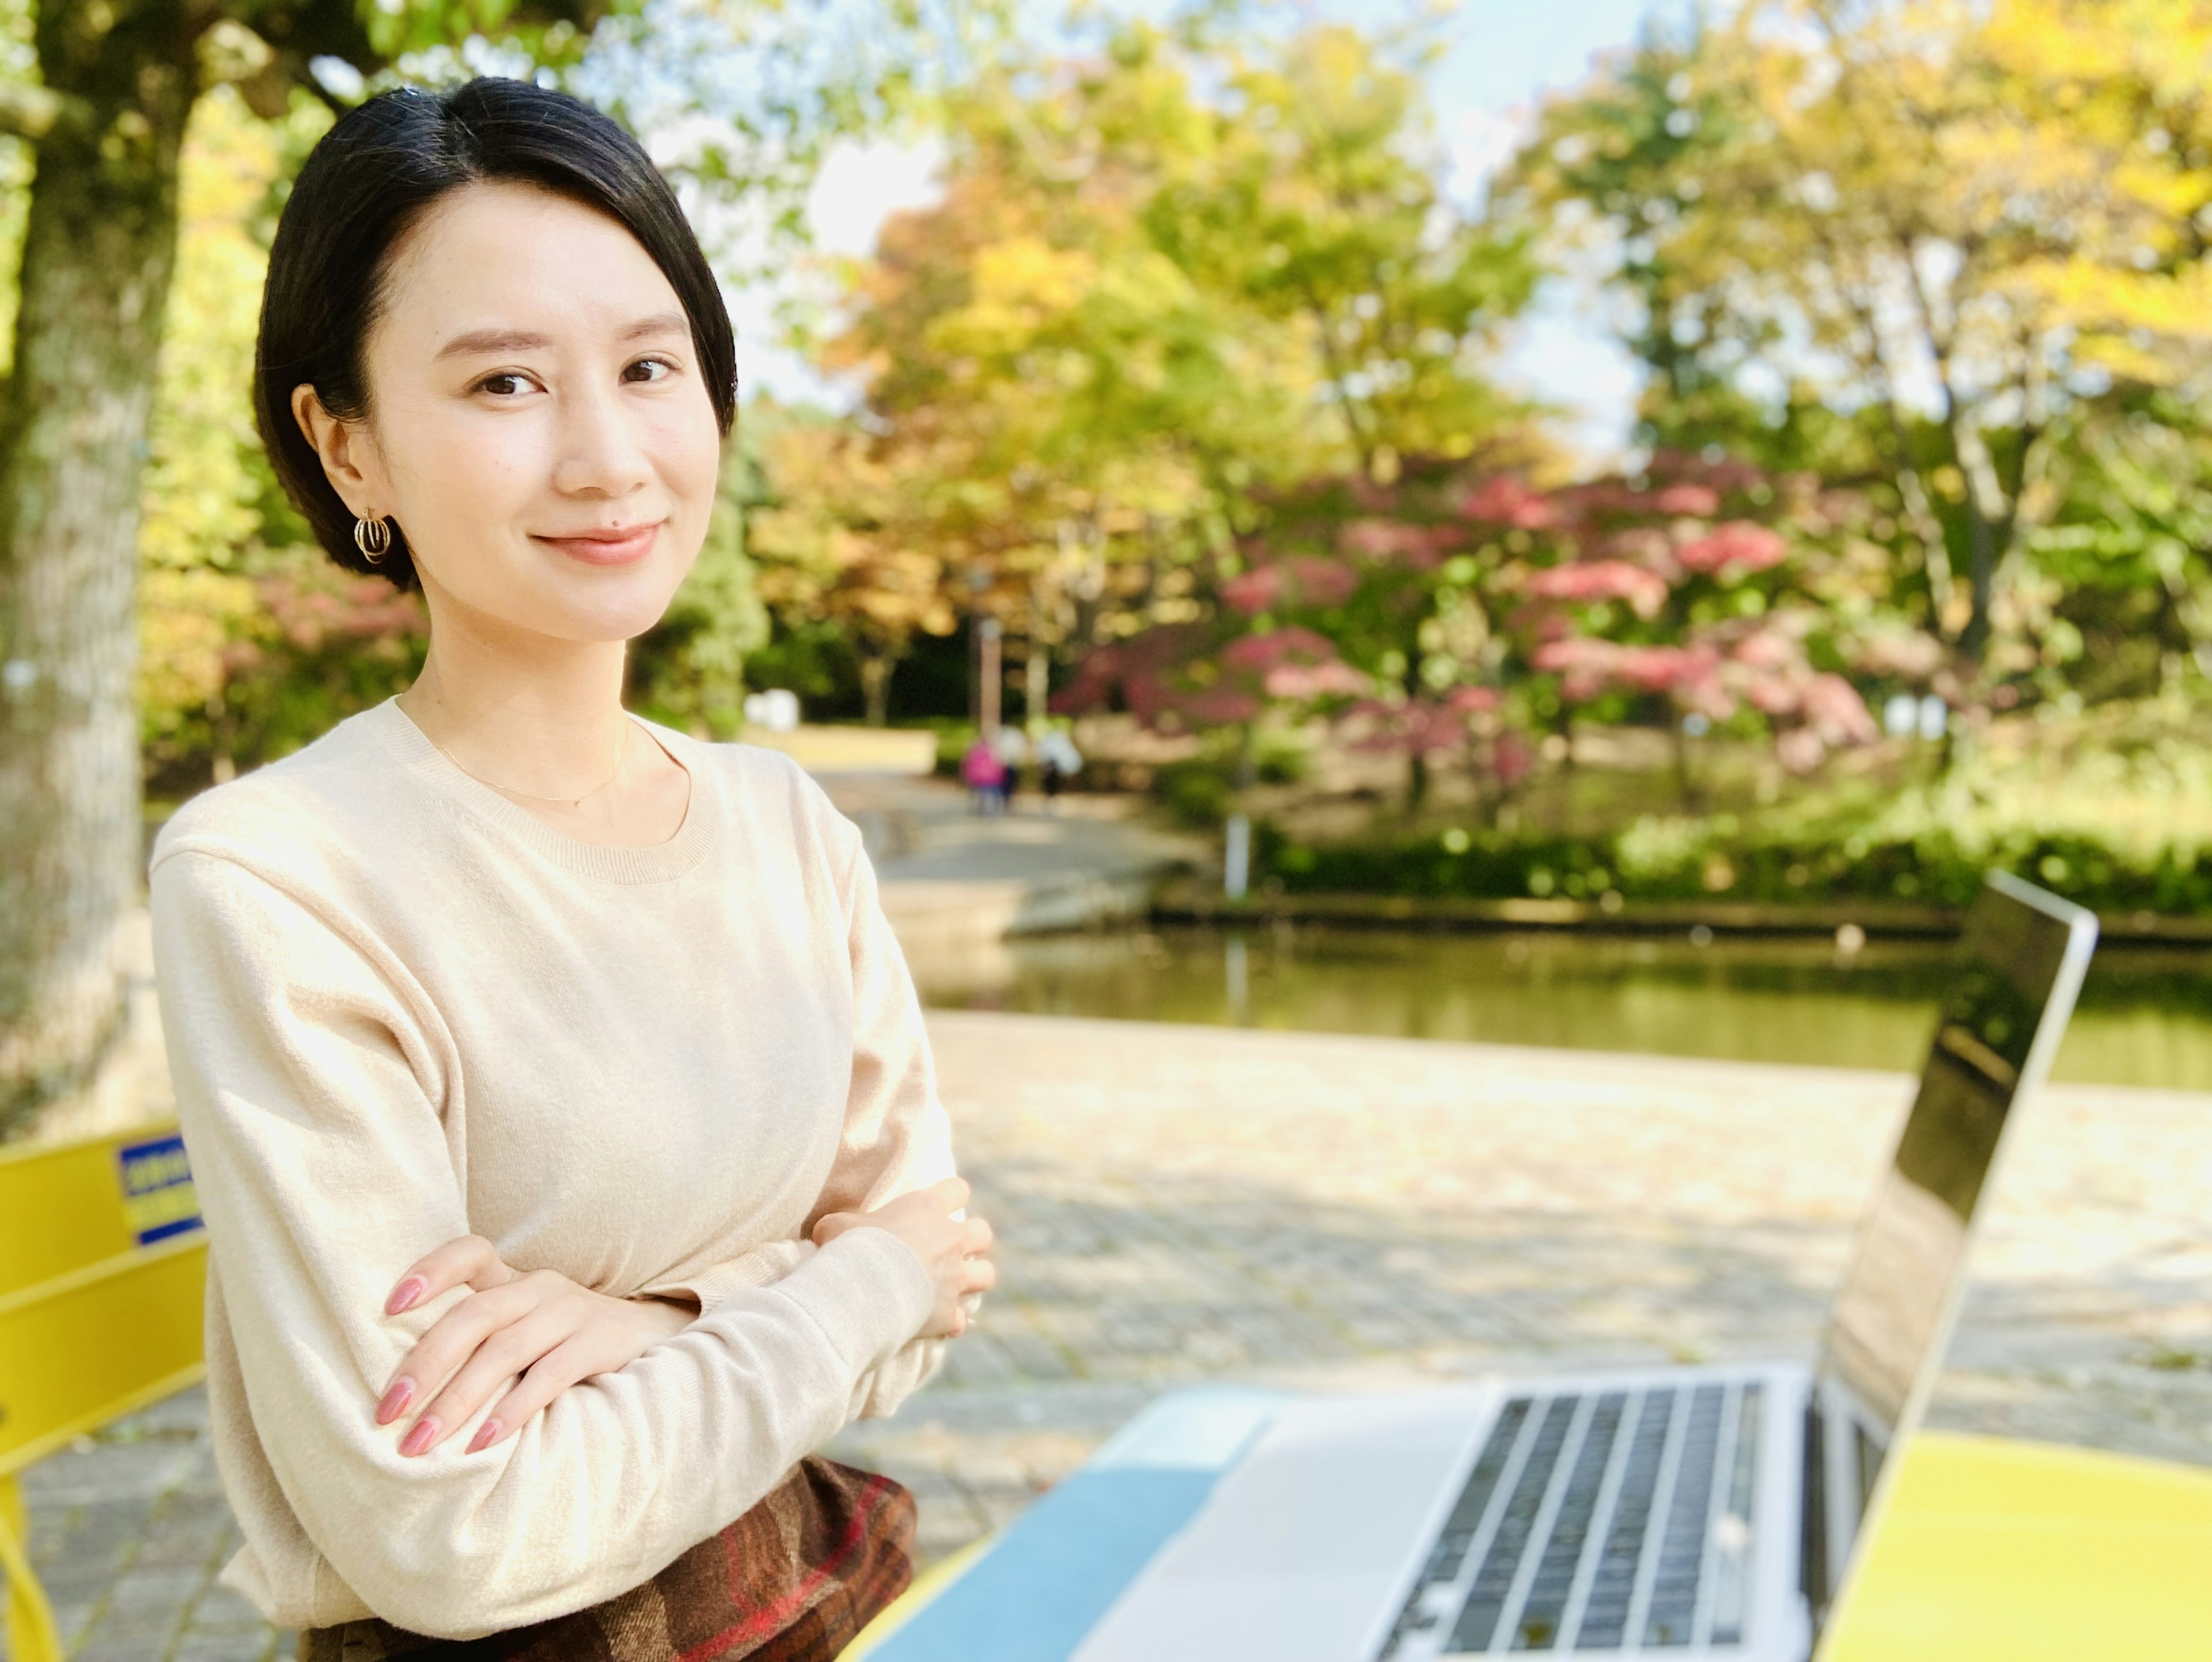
<box><xmin>377</xmin><ymin>1235</ymin><xmax>696</xmax><ymax>1457</ymax></box>
<box><xmin>812</xmin><ymin>1177</ymin><xmax>995</xmax><ymax>1339</ymax></box>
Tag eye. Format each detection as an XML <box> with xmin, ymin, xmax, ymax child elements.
<box><xmin>623</xmin><ymin>356</ymin><xmax>678</xmax><ymax>384</ymax></box>
<box><xmin>475</xmin><ymin>371</ymin><xmax>539</xmax><ymax>397</ymax></box>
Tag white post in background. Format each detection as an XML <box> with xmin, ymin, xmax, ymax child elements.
<box><xmin>1223</xmin><ymin>812</ymin><xmax>1251</xmax><ymax>902</ymax></box>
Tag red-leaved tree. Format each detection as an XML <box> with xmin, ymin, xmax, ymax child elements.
<box><xmin>1059</xmin><ymin>448</ymin><xmax>1920</xmax><ymax>812</ymax></box>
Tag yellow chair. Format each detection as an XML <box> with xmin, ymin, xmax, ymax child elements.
<box><xmin>0</xmin><ymin>1123</ymin><xmax>209</xmax><ymax>1662</ymax></box>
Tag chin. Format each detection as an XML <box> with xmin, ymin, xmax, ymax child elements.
<box><xmin>551</xmin><ymin>581</ymin><xmax>688</xmax><ymax>645</ymax></box>
<box><xmin>463</xmin><ymin>563</ymin><xmax>689</xmax><ymax>645</ymax></box>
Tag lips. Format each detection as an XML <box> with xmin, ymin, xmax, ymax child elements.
<box><xmin>537</xmin><ymin>522</ymin><xmax>662</xmax><ymax>567</ymax></box>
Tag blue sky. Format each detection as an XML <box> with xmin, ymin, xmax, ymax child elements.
<box><xmin>747</xmin><ymin>0</ymin><xmax>1690</xmax><ymax>459</ymax></box>
<box><xmin>1432</xmin><ymin>1</ymin><xmax>1684</xmax><ymax>112</ymax></box>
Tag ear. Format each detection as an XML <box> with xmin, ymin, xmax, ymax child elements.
<box><xmin>290</xmin><ymin>384</ymin><xmax>382</xmax><ymax>517</ymax></box>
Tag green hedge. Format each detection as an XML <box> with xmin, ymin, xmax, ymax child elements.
<box><xmin>1253</xmin><ymin>819</ymin><xmax>2212</xmax><ymax>916</ymax></box>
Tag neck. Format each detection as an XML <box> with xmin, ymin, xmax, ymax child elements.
<box><xmin>397</xmin><ymin>601</ymin><xmax>632</xmax><ymax>802</ymax></box>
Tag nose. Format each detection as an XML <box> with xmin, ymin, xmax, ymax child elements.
<box><xmin>550</xmin><ymin>376</ymin><xmax>652</xmax><ymax>501</ymax></box>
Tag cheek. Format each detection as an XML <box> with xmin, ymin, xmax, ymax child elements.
<box><xmin>648</xmin><ymin>397</ymin><xmax>724</xmax><ymax>516</ymax></box>
<box><xmin>381</xmin><ymin>400</ymin><xmax>541</xmax><ymax>522</ymax></box>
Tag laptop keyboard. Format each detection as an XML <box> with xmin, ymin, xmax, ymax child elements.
<box><xmin>1378</xmin><ymin>1380</ymin><xmax>1766</xmax><ymax>1656</ymax></box>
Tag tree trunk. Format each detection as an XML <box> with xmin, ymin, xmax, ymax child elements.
<box><xmin>1671</xmin><ymin>720</ymin><xmax>1702</xmax><ymax>812</ymax></box>
<box><xmin>858</xmin><ymin>652</ymin><xmax>893</xmax><ymax>727</ymax></box>
<box><xmin>1024</xmin><ymin>624</ymin><xmax>1048</xmax><ymax>735</ymax></box>
<box><xmin>0</xmin><ymin>16</ymin><xmax>196</xmax><ymax>1133</ymax></box>
<box><xmin>1404</xmin><ymin>747</ymin><xmax>1429</xmax><ymax>814</ymax></box>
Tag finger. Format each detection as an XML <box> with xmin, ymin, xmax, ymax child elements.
<box><xmin>964</xmin><ymin>1258</ymin><xmax>998</xmax><ymax>1293</ymax></box>
<box><xmin>387</xmin><ymin>1234</ymin><xmax>509</xmax><ymax>1316</ymax></box>
<box><xmin>471</xmin><ymin>1335</ymin><xmax>612</xmax><ymax>1453</ymax></box>
<box><xmin>961</xmin><ymin>1217</ymin><xmax>994</xmax><ymax>1255</ymax></box>
<box><xmin>812</xmin><ymin>1211</ymin><xmax>864</xmax><ymax>1245</ymax></box>
<box><xmin>923</xmin><ymin>1176</ymin><xmax>972</xmax><ymax>1214</ymax></box>
<box><xmin>378</xmin><ymin>1279</ymin><xmax>548</xmax><ymax>1425</ymax></box>
<box><xmin>405</xmin><ymin>1309</ymin><xmax>579</xmax><ymax>1457</ymax></box>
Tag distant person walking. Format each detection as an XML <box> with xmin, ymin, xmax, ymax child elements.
<box><xmin>1038</xmin><ymin>728</ymin><xmax>1084</xmax><ymax>805</ymax></box>
<box><xmin>990</xmin><ymin>725</ymin><xmax>1029</xmax><ymax>812</ymax></box>
<box><xmin>961</xmin><ymin>735</ymin><xmax>1007</xmax><ymax>816</ymax></box>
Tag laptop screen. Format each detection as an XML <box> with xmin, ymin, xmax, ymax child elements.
<box><xmin>1811</xmin><ymin>873</ymin><xmax>2094</xmax><ymax>1555</ymax></box>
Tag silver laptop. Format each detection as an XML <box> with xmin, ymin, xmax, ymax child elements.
<box><xmin>1070</xmin><ymin>872</ymin><xmax>2097</xmax><ymax>1662</ymax></box>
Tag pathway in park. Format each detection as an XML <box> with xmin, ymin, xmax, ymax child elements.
<box><xmin>13</xmin><ymin>1013</ymin><xmax>2210</xmax><ymax>1661</ymax></box>
<box><xmin>823</xmin><ymin>772</ymin><xmax>1198</xmax><ymax>948</ymax></box>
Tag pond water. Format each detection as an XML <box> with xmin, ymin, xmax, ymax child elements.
<box><xmin>910</xmin><ymin>923</ymin><xmax>2212</xmax><ymax>1091</ymax></box>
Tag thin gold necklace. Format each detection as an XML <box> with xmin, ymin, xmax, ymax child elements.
<box><xmin>433</xmin><ymin>719</ymin><xmax>633</xmax><ymax>808</ymax></box>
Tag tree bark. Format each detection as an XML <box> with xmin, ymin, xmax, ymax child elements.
<box><xmin>858</xmin><ymin>652</ymin><xmax>894</xmax><ymax>728</ymax></box>
<box><xmin>0</xmin><ymin>1</ymin><xmax>197</xmax><ymax>1133</ymax></box>
<box><xmin>1024</xmin><ymin>620</ymin><xmax>1048</xmax><ymax>735</ymax></box>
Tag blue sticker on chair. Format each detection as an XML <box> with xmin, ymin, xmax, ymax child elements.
<box><xmin>872</xmin><ymin>1387</ymin><xmax>1286</xmax><ymax>1662</ymax></box>
<box><xmin>116</xmin><ymin>1133</ymin><xmax>202</xmax><ymax>1247</ymax></box>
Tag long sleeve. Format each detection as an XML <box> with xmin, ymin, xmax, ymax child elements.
<box><xmin>824</xmin><ymin>812</ymin><xmax>957</xmax><ymax>1417</ymax></box>
<box><xmin>647</xmin><ymin>803</ymin><xmax>955</xmax><ymax>1419</ymax></box>
<box><xmin>150</xmin><ymin>850</ymin><xmax>937</xmax><ymax>1640</ymax></box>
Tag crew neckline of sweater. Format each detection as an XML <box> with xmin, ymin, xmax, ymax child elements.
<box><xmin>368</xmin><ymin>695</ymin><xmax>717</xmax><ymax>885</ymax></box>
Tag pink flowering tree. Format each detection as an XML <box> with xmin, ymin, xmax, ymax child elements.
<box><xmin>1057</xmin><ymin>446</ymin><xmax>1900</xmax><ymax>815</ymax></box>
<box><xmin>1055</xmin><ymin>620</ymin><xmax>1368</xmax><ymax>739</ymax></box>
<box><xmin>1491</xmin><ymin>460</ymin><xmax>1883</xmax><ymax>790</ymax></box>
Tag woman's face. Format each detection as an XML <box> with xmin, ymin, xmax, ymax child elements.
<box><xmin>303</xmin><ymin>181</ymin><xmax>722</xmax><ymax>645</ymax></box>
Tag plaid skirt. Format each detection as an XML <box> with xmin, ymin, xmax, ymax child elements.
<box><xmin>298</xmin><ymin>1457</ymin><xmax>914</xmax><ymax>1662</ymax></box>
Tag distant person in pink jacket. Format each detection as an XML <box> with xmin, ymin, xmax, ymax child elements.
<box><xmin>961</xmin><ymin>736</ymin><xmax>1007</xmax><ymax>816</ymax></box>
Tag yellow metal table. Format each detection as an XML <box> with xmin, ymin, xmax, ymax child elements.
<box><xmin>1823</xmin><ymin>1432</ymin><xmax>2212</xmax><ymax>1661</ymax></box>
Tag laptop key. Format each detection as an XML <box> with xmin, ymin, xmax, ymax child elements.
<box><xmin>1378</xmin><ymin>1399</ymin><xmax>1532</xmax><ymax>1656</ymax></box>
<box><xmin>1512</xmin><ymin>1392</ymin><xmax>1626</xmax><ymax>1650</ymax></box>
<box><xmin>1706</xmin><ymin>1386</ymin><xmax>1764</xmax><ymax>1645</ymax></box>
<box><xmin>1641</xmin><ymin>1385</ymin><xmax>1728</xmax><ymax>1646</ymax></box>
<box><xmin>1449</xmin><ymin>1396</ymin><xmax>1577</xmax><ymax>1651</ymax></box>
<box><xmin>1385</xmin><ymin>1379</ymin><xmax>1764</xmax><ymax>1657</ymax></box>
<box><xmin>1573</xmin><ymin>1389</ymin><xmax>1675</xmax><ymax>1650</ymax></box>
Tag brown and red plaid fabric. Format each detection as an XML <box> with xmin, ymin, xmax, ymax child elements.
<box><xmin>299</xmin><ymin>1457</ymin><xmax>914</xmax><ymax>1662</ymax></box>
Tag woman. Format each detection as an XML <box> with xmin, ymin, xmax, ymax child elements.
<box><xmin>147</xmin><ymin>78</ymin><xmax>993</xmax><ymax>1658</ymax></box>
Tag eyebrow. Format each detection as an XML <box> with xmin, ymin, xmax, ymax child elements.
<box><xmin>435</xmin><ymin>327</ymin><xmax>550</xmax><ymax>360</ymax></box>
<box><xmin>621</xmin><ymin>311</ymin><xmax>691</xmax><ymax>342</ymax></box>
<box><xmin>434</xmin><ymin>313</ymin><xmax>691</xmax><ymax>361</ymax></box>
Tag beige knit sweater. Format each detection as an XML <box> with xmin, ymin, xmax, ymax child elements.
<box><xmin>148</xmin><ymin>698</ymin><xmax>950</xmax><ymax>1641</ymax></box>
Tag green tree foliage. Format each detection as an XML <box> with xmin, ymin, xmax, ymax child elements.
<box><xmin>813</xmin><ymin>17</ymin><xmax>1538</xmax><ymax>730</ymax></box>
<box><xmin>1499</xmin><ymin>0</ymin><xmax>2212</xmax><ymax>698</ymax></box>
<box><xmin>627</xmin><ymin>429</ymin><xmax>771</xmax><ymax>737</ymax></box>
<box><xmin>1138</xmin><ymin>21</ymin><xmax>1537</xmax><ymax>478</ymax></box>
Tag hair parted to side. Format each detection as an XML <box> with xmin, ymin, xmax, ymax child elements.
<box><xmin>254</xmin><ymin>78</ymin><xmax>738</xmax><ymax>593</ymax></box>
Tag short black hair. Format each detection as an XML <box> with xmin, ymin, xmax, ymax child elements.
<box><xmin>254</xmin><ymin>78</ymin><xmax>737</xmax><ymax>592</ymax></box>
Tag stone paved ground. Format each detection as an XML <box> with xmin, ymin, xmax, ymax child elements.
<box><xmin>13</xmin><ymin>1390</ymin><xmax>289</xmax><ymax>1662</ymax></box>
<box><xmin>10</xmin><ymin>1013</ymin><xmax>2209</xmax><ymax>1658</ymax></box>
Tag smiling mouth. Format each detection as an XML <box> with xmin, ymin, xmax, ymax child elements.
<box><xmin>536</xmin><ymin>523</ymin><xmax>662</xmax><ymax>567</ymax></box>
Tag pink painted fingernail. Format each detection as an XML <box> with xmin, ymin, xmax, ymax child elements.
<box><xmin>386</xmin><ymin>1276</ymin><xmax>427</xmax><ymax>1315</ymax></box>
<box><xmin>376</xmin><ymin>1378</ymin><xmax>415</xmax><ymax>1425</ymax></box>
<box><xmin>399</xmin><ymin>1417</ymin><xmax>440</xmax><ymax>1457</ymax></box>
<box><xmin>466</xmin><ymin>1419</ymin><xmax>502</xmax><ymax>1455</ymax></box>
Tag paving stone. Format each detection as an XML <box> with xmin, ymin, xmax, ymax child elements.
<box><xmin>171</xmin><ymin>1639</ymin><xmax>271</xmax><ymax>1662</ymax></box>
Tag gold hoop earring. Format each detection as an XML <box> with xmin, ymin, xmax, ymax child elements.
<box><xmin>353</xmin><ymin>515</ymin><xmax>392</xmax><ymax>565</ymax></box>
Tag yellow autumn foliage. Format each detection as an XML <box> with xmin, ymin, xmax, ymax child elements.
<box><xmin>137</xmin><ymin>87</ymin><xmax>329</xmax><ymax>752</ymax></box>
